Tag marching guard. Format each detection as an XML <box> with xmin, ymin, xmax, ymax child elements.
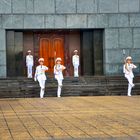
<box><xmin>123</xmin><ymin>56</ymin><xmax>137</xmax><ymax>96</ymax></box>
<box><xmin>34</xmin><ymin>58</ymin><xmax>48</xmax><ymax>98</ymax></box>
<box><xmin>26</xmin><ymin>50</ymin><xmax>34</xmax><ymax>78</ymax></box>
<box><xmin>72</xmin><ymin>50</ymin><xmax>79</xmax><ymax>77</ymax></box>
<box><xmin>54</xmin><ymin>57</ymin><xmax>66</xmax><ymax>97</ymax></box>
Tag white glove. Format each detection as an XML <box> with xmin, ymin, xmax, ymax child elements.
<box><xmin>34</xmin><ymin>77</ymin><xmax>37</xmax><ymax>82</ymax></box>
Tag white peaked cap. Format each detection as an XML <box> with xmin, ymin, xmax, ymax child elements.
<box><xmin>74</xmin><ymin>50</ymin><xmax>78</xmax><ymax>52</ymax></box>
<box><xmin>27</xmin><ymin>50</ymin><xmax>31</xmax><ymax>53</ymax></box>
<box><xmin>55</xmin><ymin>57</ymin><xmax>62</xmax><ymax>63</ymax></box>
<box><xmin>126</xmin><ymin>56</ymin><xmax>132</xmax><ymax>60</ymax></box>
<box><xmin>38</xmin><ymin>58</ymin><xmax>44</xmax><ymax>62</ymax></box>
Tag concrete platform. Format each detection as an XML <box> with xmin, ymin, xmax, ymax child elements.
<box><xmin>0</xmin><ymin>96</ymin><xmax>140</xmax><ymax>140</ymax></box>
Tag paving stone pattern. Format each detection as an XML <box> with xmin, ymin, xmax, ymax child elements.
<box><xmin>0</xmin><ymin>96</ymin><xmax>140</xmax><ymax>140</ymax></box>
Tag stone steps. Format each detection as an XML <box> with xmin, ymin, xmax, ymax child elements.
<box><xmin>0</xmin><ymin>76</ymin><xmax>140</xmax><ymax>98</ymax></box>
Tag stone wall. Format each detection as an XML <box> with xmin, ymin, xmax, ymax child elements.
<box><xmin>105</xmin><ymin>28</ymin><xmax>140</xmax><ymax>75</ymax></box>
<box><xmin>0</xmin><ymin>0</ymin><xmax>140</xmax><ymax>76</ymax></box>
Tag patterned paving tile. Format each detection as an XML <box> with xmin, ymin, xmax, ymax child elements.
<box><xmin>0</xmin><ymin>96</ymin><xmax>140</xmax><ymax>140</ymax></box>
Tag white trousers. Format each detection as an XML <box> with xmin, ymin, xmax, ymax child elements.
<box><xmin>27</xmin><ymin>65</ymin><xmax>33</xmax><ymax>78</ymax></box>
<box><xmin>38</xmin><ymin>79</ymin><xmax>46</xmax><ymax>98</ymax></box>
<box><xmin>57</xmin><ymin>79</ymin><xmax>63</xmax><ymax>97</ymax></box>
<box><xmin>125</xmin><ymin>75</ymin><xmax>134</xmax><ymax>96</ymax></box>
<box><xmin>74</xmin><ymin>65</ymin><xmax>79</xmax><ymax>77</ymax></box>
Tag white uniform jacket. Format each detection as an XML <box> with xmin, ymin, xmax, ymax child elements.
<box><xmin>72</xmin><ymin>55</ymin><xmax>79</xmax><ymax>66</ymax></box>
<box><xmin>26</xmin><ymin>55</ymin><xmax>33</xmax><ymax>66</ymax></box>
<box><xmin>54</xmin><ymin>64</ymin><xmax>66</xmax><ymax>80</ymax></box>
<box><xmin>34</xmin><ymin>65</ymin><xmax>48</xmax><ymax>81</ymax></box>
<box><xmin>123</xmin><ymin>63</ymin><xmax>137</xmax><ymax>78</ymax></box>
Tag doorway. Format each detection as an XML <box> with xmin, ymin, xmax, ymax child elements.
<box><xmin>6</xmin><ymin>29</ymin><xmax>103</xmax><ymax>77</ymax></box>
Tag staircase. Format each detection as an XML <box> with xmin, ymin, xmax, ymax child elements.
<box><xmin>0</xmin><ymin>76</ymin><xmax>140</xmax><ymax>98</ymax></box>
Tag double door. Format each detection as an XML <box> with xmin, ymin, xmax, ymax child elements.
<box><xmin>39</xmin><ymin>36</ymin><xmax>64</xmax><ymax>75</ymax></box>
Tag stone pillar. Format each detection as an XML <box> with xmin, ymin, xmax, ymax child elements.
<box><xmin>93</xmin><ymin>30</ymin><xmax>103</xmax><ymax>75</ymax></box>
<box><xmin>0</xmin><ymin>29</ymin><xmax>6</xmax><ymax>78</ymax></box>
<box><xmin>81</xmin><ymin>30</ymin><xmax>94</xmax><ymax>75</ymax></box>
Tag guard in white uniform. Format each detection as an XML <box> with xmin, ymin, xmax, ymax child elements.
<box><xmin>34</xmin><ymin>58</ymin><xmax>48</xmax><ymax>98</ymax></box>
<box><xmin>54</xmin><ymin>57</ymin><xmax>66</xmax><ymax>97</ymax></box>
<box><xmin>72</xmin><ymin>50</ymin><xmax>79</xmax><ymax>77</ymax></box>
<box><xmin>123</xmin><ymin>56</ymin><xmax>137</xmax><ymax>96</ymax></box>
<box><xmin>26</xmin><ymin>50</ymin><xmax>34</xmax><ymax>78</ymax></box>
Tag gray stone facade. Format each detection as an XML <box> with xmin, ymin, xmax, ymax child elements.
<box><xmin>0</xmin><ymin>0</ymin><xmax>140</xmax><ymax>77</ymax></box>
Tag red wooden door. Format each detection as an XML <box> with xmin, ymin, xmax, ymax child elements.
<box><xmin>39</xmin><ymin>36</ymin><xmax>64</xmax><ymax>75</ymax></box>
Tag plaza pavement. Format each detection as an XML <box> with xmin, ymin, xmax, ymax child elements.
<box><xmin>0</xmin><ymin>96</ymin><xmax>140</xmax><ymax>140</ymax></box>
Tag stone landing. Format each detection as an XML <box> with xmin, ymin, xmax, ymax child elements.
<box><xmin>0</xmin><ymin>96</ymin><xmax>140</xmax><ymax>140</ymax></box>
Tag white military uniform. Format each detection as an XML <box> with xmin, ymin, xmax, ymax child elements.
<box><xmin>72</xmin><ymin>54</ymin><xmax>79</xmax><ymax>77</ymax></box>
<box><xmin>34</xmin><ymin>65</ymin><xmax>48</xmax><ymax>98</ymax></box>
<box><xmin>54</xmin><ymin>64</ymin><xmax>66</xmax><ymax>97</ymax></box>
<box><xmin>123</xmin><ymin>62</ymin><xmax>137</xmax><ymax>96</ymax></box>
<box><xmin>26</xmin><ymin>54</ymin><xmax>33</xmax><ymax>78</ymax></box>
